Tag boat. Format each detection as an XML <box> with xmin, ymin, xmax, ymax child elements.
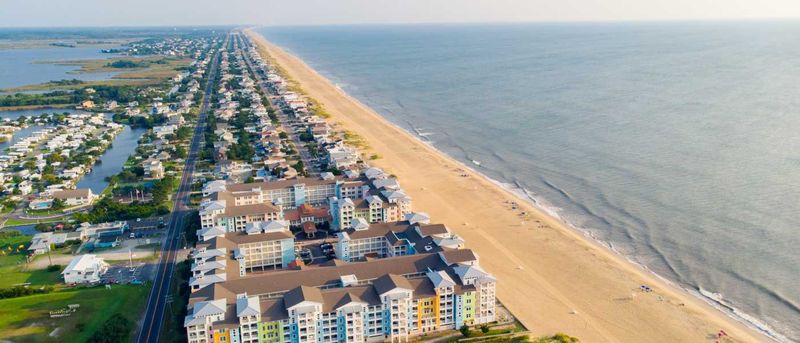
<box><xmin>471</xmin><ymin>160</ymin><xmax>481</xmax><ymax>166</ymax></box>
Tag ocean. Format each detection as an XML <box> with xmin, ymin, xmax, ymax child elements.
<box><xmin>257</xmin><ymin>21</ymin><xmax>800</xmax><ymax>341</ymax></box>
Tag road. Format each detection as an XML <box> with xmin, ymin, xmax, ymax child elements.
<box><xmin>235</xmin><ymin>33</ymin><xmax>322</xmax><ymax>175</ymax></box>
<box><xmin>136</xmin><ymin>33</ymin><xmax>227</xmax><ymax>343</ymax></box>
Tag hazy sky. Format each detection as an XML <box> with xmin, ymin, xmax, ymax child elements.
<box><xmin>3</xmin><ymin>0</ymin><xmax>800</xmax><ymax>27</ymax></box>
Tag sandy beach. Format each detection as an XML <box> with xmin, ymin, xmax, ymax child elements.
<box><xmin>245</xmin><ymin>29</ymin><xmax>769</xmax><ymax>343</ymax></box>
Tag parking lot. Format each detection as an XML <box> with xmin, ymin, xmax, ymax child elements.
<box><xmin>295</xmin><ymin>240</ymin><xmax>336</xmax><ymax>265</ymax></box>
<box><xmin>99</xmin><ymin>262</ymin><xmax>157</xmax><ymax>285</ymax></box>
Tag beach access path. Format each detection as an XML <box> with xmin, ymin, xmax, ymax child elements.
<box><xmin>245</xmin><ymin>29</ymin><xmax>769</xmax><ymax>343</ymax></box>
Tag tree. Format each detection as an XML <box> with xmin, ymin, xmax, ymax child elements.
<box><xmin>86</xmin><ymin>314</ymin><xmax>133</xmax><ymax>343</ymax></box>
<box><xmin>52</xmin><ymin>198</ymin><xmax>66</xmax><ymax>210</ymax></box>
<box><xmin>175</xmin><ymin>145</ymin><xmax>187</xmax><ymax>159</ymax></box>
<box><xmin>176</xmin><ymin>126</ymin><xmax>192</xmax><ymax>140</ymax></box>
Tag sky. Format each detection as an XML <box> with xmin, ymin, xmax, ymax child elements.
<box><xmin>2</xmin><ymin>0</ymin><xmax>800</xmax><ymax>27</ymax></box>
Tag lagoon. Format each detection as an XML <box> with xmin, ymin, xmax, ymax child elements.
<box><xmin>0</xmin><ymin>46</ymin><xmax>119</xmax><ymax>89</ymax></box>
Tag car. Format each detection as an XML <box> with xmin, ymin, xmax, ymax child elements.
<box><xmin>136</xmin><ymin>218</ymin><xmax>142</xmax><ymax>222</ymax></box>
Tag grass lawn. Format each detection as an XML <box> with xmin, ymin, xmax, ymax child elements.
<box><xmin>24</xmin><ymin>208</ymin><xmax>65</xmax><ymax>216</ymax></box>
<box><xmin>0</xmin><ymin>234</ymin><xmax>63</xmax><ymax>288</ymax></box>
<box><xmin>159</xmin><ymin>261</ymin><xmax>189</xmax><ymax>342</ymax></box>
<box><xmin>0</xmin><ymin>284</ymin><xmax>150</xmax><ymax>342</ymax></box>
<box><xmin>3</xmin><ymin>217</ymin><xmax>63</xmax><ymax>227</ymax></box>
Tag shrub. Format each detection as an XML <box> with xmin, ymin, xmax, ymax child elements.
<box><xmin>532</xmin><ymin>333</ymin><xmax>580</xmax><ymax>343</ymax></box>
<box><xmin>460</xmin><ymin>325</ymin><xmax>471</xmax><ymax>337</ymax></box>
<box><xmin>86</xmin><ymin>313</ymin><xmax>133</xmax><ymax>343</ymax></box>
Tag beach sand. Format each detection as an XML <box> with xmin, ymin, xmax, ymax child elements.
<box><xmin>245</xmin><ymin>29</ymin><xmax>768</xmax><ymax>343</ymax></box>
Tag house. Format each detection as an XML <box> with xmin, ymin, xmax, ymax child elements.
<box><xmin>17</xmin><ymin>180</ymin><xmax>32</xmax><ymax>195</ymax></box>
<box><xmin>28</xmin><ymin>232</ymin><xmax>68</xmax><ymax>255</ymax></box>
<box><xmin>153</xmin><ymin>124</ymin><xmax>178</xmax><ymax>138</ymax></box>
<box><xmin>62</xmin><ymin>254</ymin><xmax>108</xmax><ymax>284</ymax></box>
<box><xmin>79</xmin><ymin>100</ymin><xmax>95</xmax><ymax>109</ymax></box>
<box><xmin>52</xmin><ymin>188</ymin><xmax>96</xmax><ymax>206</ymax></box>
<box><xmin>143</xmin><ymin>158</ymin><xmax>165</xmax><ymax>179</ymax></box>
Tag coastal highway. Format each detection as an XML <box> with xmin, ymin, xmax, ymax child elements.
<box><xmin>136</xmin><ymin>34</ymin><xmax>227</xmax><ymax>343</ymax></box>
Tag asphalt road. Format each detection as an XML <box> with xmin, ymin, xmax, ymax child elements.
<box><xmin>136</xmin><ymin>34</ymin><xmax>228</xmax><ymax>343</ymax></box>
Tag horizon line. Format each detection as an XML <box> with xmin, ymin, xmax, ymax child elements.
<box><xmin>2</xmin><ymin>16</ymin><xmax>800</xmax><ymax>30</ymax></box>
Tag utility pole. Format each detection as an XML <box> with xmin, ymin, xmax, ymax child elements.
<box><xmin>47</xmin><ymin>243</ymin><xmax>53</xmax><ymax>266</ymax></box>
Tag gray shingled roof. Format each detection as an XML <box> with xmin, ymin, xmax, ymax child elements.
<box><xmin>373</xmin><ymin>274</ymin><xmax>413</xmax><ymax>295</ymax></box>
<box><xmin>283</xmin><ymin>285</ymin><xmax>324</xmax><ymax>308</ymax></box>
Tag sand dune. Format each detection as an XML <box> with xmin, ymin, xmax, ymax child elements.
<box><xmin>245</xmin><ymin>29</ymin><xmax>768</xmax><ymax>343</ymax></box>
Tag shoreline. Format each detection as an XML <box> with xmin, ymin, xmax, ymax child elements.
<box><xmin>245</xmin><ymin>29</ymin><xmax>774</xmax><ymax>342</ymax></box>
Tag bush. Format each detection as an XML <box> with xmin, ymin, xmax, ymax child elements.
<box><xmin>533</xmin><ymin>333</ymin><xmax>580</xmax><ymax>343</ymax></box>
<box><xmin>86</xmin><ymin>313</ymin><xmax>133</xmax><ymax>343</ymax></box>
<box><xmin>481</xmin><ymin>325</ymin><xmax>490</xmax><ymax>333</ymax></box>
<box><xmin>0</xmin><ymin>285</ymin><xmax>54</xmax><ymax>299</ymax></box>
<box><xmin>46</xmin><ymin>264</ymin><xmax>61</xmax><ymax>272</ymax></box>
<box><xmin>460</xmin><ymin>325</ymin><xmax>471</xmax><ymax>337</ymax></box>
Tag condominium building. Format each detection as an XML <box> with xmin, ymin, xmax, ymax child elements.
<box><xmin>334</xmin><ymin>221</ymin><xmax>463</xmax><ymax>262</ymax></box>
<box><xmin>184</xmin><ymin>250</ymin><xmax>496</xmax><ymax>343</ymax></box>
<box><xmin>329</xmin><ymin>169</ymin><xmax>412</xmax><ymax>231</ymax></box>
<box><xmin>201</xmin><ymin>171</ymin><xmax>412</xmax><ymax>233</ymax></box>
<box><xmin>202</xmin><ymin>176</ymin><xmax>346</xmax><ymax>209</ymax></box>
<box><xmin>199</xmin><ymin>191</ymin><xmax>284</xmax><ymax>233</ymax></box>
<box><xmin>191</xmin><ymin>220</ymin><xmax>297</xmax><ymax>292</ymax></box>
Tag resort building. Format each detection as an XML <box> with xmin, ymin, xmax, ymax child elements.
<box><xmin>200</xmin><ymin>171</ymin><xmax>412</xmax><ymax>233</ymax></box>
<box><xmin>192</xmin><ymin>220</ymin><xmax>296</xmax><ymax>291</ymax></box>
<box><xmin>202</xmin><ymin>176</ymin><xmax>346</xmax><ymax>209</ymax></box>
<box><xmin>199</xmin><ymin>191</ymin><xmax>284</xmax><ymax>233</ymax></box>
<box><xmin>183</xmin><ymin>250</ymin><xmax>496</xmax><ymax>343</ymax></box>
<box><xmin>62</xmin><ymin>254</ymin><xmax>109</xmax><ymax>284</ymax></box>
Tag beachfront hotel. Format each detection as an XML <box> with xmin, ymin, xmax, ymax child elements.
<box><xmin>192</xmin><ymin>220</ymin><xmax>296</xmax><ymax>291</ymax></box>
<box><xmin>185</xmin><ymin>225</ymin><xmax>496</xmax><ymax>343</ymax></box>
<box><xmin>199</xmin><ymin>169</ymin><xmax>412</xmax><ymax>234</ymax></box>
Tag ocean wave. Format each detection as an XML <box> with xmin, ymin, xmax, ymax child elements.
<box><xmin>398</xmin><ymin>117</ymin><xmax>790</xmax><ymax>342</ymax></box>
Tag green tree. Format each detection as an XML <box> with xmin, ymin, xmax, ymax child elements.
<box><xmin>86</xmin><ymin>314</ymin><xmax>133</xmax><ymax>343</ymax></box>
<box><xmin>175</xmin><ymin>145</ymin><xmax>187</xmax><ymax>158</ymax></box>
